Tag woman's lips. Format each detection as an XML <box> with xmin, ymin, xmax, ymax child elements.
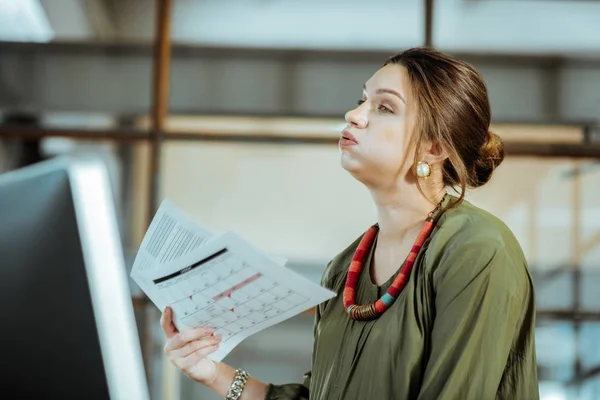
<box><xmin>340</xmin><ymin>130</ymin><xmax>358</xmax><ymax>146</ymax></box>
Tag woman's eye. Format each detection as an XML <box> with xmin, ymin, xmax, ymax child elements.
<box><xmin>356</xmin><ymin>100</ymin><xmax>391</xmax><ymax>113</ymax></box>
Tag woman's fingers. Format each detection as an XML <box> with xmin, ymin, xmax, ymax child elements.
<box><xmin>164</xmin><ymin>325</ymin><xmax>214</xmax><ymax>353</ymax></box>
<box><xmin>160</xmin><ymin>307</ymin><xmax>178</xmax><ymax>339</ymax></box>
<box><xmin>179</xmin><ymin>343</ymin><xmax>221</xmax><ymax>370</ymax></box>
<box><xmin>170</xmin><ymin>334</ymin><xmax>222</xmax><ymax>359</ymax></box>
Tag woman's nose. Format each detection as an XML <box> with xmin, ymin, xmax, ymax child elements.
<box><xmin>344</xmin><ymin>105</ymin><xmax>368</xmax><ymax>129</ymax></box>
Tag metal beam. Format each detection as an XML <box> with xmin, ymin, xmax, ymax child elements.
<box><xmin>148</xmin><ymin>1</ymin><xmax>174</xmax><ymax>398</ymax></box>
<box><xmin>425</xmin><ymin>0</ymin><xmax>434</xmax><ymax>47</ymax></box>
<box><xmin>569</xmin><ymin>365</ymin><xmax>600</xmax><ymax>386</ymax></box>
<box><xmin>0</xmin><ymin>127</ymin><xmax>148</xmax><ymax>142</ymax></box>
<box><xmin>1</xmin><ymin>127</ymin><xmax>599</xmax><ymax>159</ymax></box>
<box><xmin>536</xmin><ymin>310</ymin><xmax>600</xmax><ymax>322</ymax></box>
<box><xmin>503</xmin><ymin>143</ymin><xmax>600</xmax><ymax>158</ymax></box>
<box><xmin>148</xmin><ymin>0</ymin><xmax>173</xmax><ymax>223</ymax></box>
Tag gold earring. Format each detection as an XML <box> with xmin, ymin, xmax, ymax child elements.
<box><xmin>416</xmin><ymin>161</ymin><xmax>431</xmax><ymax>179</ymax></box>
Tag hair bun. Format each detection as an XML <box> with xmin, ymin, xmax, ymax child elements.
<box><xmin>473</xmin><ymin>130</ymin><xmax>504</xmax><ymax>187</ymax></box>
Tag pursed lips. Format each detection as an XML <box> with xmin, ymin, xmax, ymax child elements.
<box><xmin>341</xmin><ymin>130</ymin><xmax>358</xmax><ymax>144</ymax></box>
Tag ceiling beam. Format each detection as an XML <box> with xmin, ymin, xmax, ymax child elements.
<box><xmin>2</xmin><ymin>41</ymin><xmax>600</xmax><ymax>65</ymax></box>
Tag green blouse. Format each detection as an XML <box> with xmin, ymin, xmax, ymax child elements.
<box><xmin>265</xmin><ymin>195</ymin><xmax>539</xmax><ymax>400</ymax></box>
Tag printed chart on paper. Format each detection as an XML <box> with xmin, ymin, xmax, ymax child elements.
<box><xmin>154</xmin><ymin>249</ymin><xmax>311</xmax><ymax>341</ymax></box>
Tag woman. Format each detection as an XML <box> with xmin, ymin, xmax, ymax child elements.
<box><xmin>160</xmin><ymin>47</ymin><xmax>539</xmax><ymax>400</ymax></box>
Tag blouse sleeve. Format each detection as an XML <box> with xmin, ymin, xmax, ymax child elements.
<box><xmin>264</xmin><ymin>373</ymin><xmax>310</xmax><ymax>400</ymax></box>
<box><xmin>264</xmin><ymin>303</ymin><xmax>319</xmax><ymax>400</ymax></box>
<box><xmin>417</xmin><ymin>232</ymin><xmax>529</xmax><ymax>400</ymax></box>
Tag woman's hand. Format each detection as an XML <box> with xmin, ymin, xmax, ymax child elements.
<box><xmin>160</xmin><ymin>306</ymin><xmax>222</xmax><ymax>385</ymax></box>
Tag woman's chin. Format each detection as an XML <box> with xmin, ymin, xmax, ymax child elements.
<box><xmin>340</xmin><ymin>155</ymin><xmax>396</xmax><ymax>189</ymax></box>
<box><xmin>340</xmin><ymin>152</ymin><xmax>358</xmax><ymax>172</ymax></box>
<box><xmin>340</xmin><ymin>155</ymin><xmax>366</xmax><ymax>181</ymax></box>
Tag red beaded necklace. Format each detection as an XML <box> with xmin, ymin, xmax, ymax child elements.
<box><xmin>343</xmin><ymin>196</ymin><xmax>447</xmax><ymax>321</ymax></box>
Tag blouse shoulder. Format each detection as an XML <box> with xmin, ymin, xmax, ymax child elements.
<box><xmin>425</xmin><ymin>198</ymin><xmax>527</xmax><ymax>270</ymax></box>
<box><xmin>422</xmin><ymin>198</ymin><xmax>532</xmax><ymax>311</ymax></box>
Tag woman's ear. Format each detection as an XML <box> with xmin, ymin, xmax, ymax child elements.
<box><xmin>419</xmin><ymin>140</ymin><xmax>448</xmax><ymax>165</ymax></box>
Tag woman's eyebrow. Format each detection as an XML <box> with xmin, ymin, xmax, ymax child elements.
<box><xmin>363</xmin><ymin>84</ymin><xmax>406</xmax><ymax>104</ymax></box>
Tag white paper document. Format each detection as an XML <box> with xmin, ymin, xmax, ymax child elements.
<box><xmin>131</xmin><ymin>199</ymin><xmax>215</xmax><ymax>275</ymax></box>
<box><xmin>131</xmin><ymin>200</ymin><xmax>336</xmax><ymax>361</ymax></box>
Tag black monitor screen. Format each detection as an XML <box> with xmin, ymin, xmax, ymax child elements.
<box><xmin>0</xmin><ymin>168</ymin><xmax>111</xmax><ymax>398</ymax></box>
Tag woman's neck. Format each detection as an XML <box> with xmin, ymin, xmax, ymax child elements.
<box><xmin>369</xmin><ymin>185</ymin><xmax>446</xmax><ymax>242</ymax></box>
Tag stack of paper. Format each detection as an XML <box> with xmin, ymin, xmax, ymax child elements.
<box><xmin>131</xmin><ymin>200</ymin><xmax>336</xmax><ymax>362</ymax></box>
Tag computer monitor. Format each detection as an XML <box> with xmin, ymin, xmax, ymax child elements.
<box><xmin>0</xmin><ymin>156</ymin><xmax>150</xmax><ymax>399</ymax></box>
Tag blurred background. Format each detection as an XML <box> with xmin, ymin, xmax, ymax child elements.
<box><xmin>1</xmin><ymin>0</ymin><xmax>599</xmax><ymax>399</ymax></box>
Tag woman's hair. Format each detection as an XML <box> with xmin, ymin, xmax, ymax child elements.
<box><xmin>384</xmin><ymin>47</ymin><xmax>504</xmax><ymax>206</ymax></box>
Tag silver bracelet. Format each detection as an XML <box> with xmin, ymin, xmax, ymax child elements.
<box><xmin>225</xmin><ymin>368</ymin><xmax>249</xmax><ymax>400</ymax></box>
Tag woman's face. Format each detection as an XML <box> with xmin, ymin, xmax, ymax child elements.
<box><xmin>340</xmin><ymin>64</ymin><xmax>417</xmax><ymax>188</ymax></box>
